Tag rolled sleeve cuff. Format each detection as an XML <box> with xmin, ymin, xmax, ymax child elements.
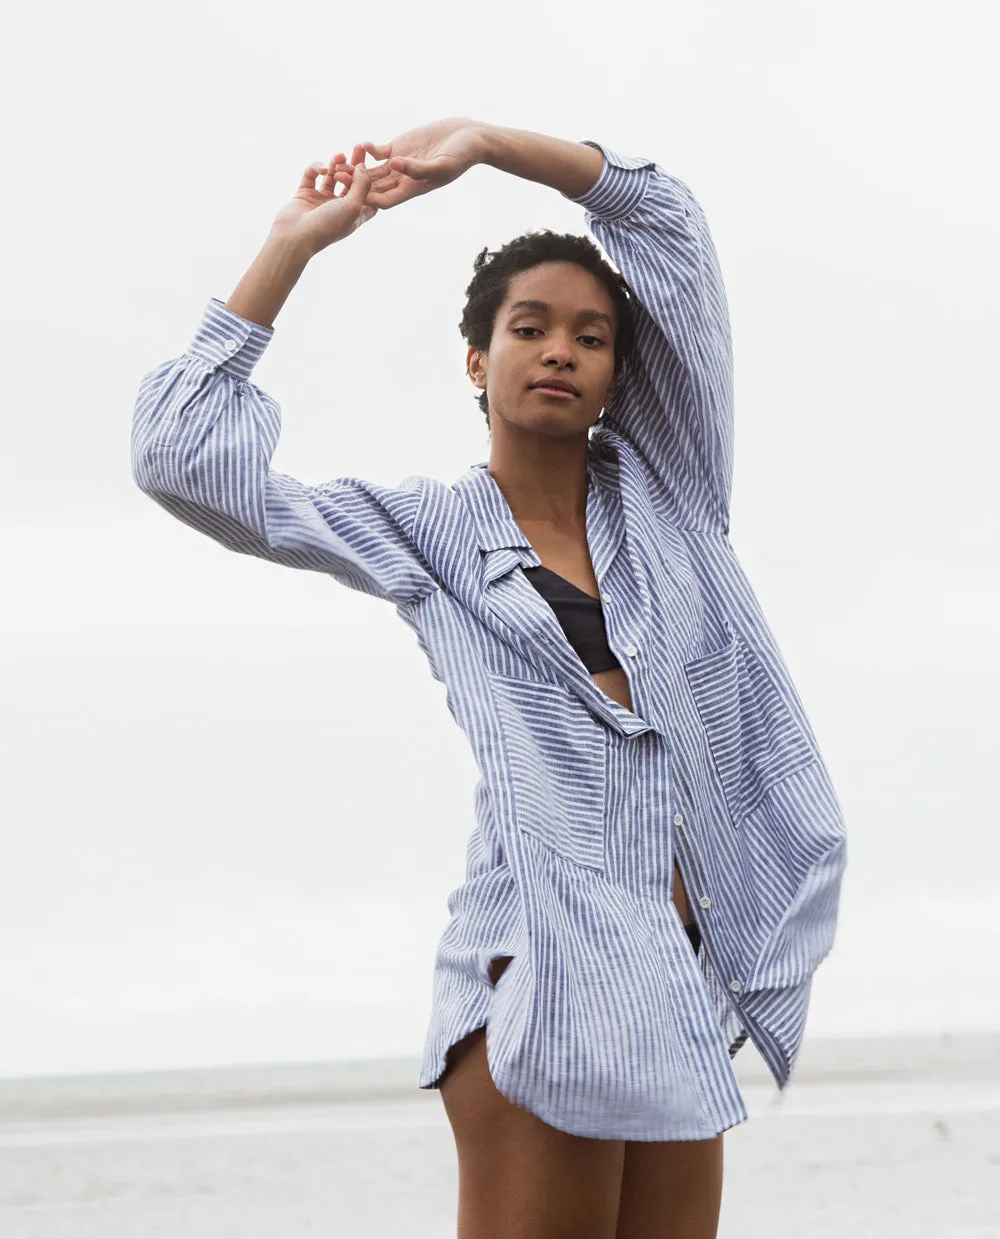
<box><xmin>561</xmin><ymin>141</ymin><xmax>657</xmax><ymax>220</ymax></box>
<box><xmin>187</xmin><ymin>298</ymin><xmax>275</xmax><ymax>382</ymax></box>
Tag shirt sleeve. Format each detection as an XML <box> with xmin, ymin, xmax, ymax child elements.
<box><xmin>563</xmin><ymin>142</ymin><xmax>735</xmax><ymax>534</ymax></box>
<box><xmin>131</xmin><ymin>299</ymin><xmax>440</xmax><ymax>604</ymax></box>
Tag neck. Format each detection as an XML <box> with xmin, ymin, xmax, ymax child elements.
<box><xmin>487</xmin><ymin>432</ymin><xmax>590</xmax><ymax>530</ymax></box>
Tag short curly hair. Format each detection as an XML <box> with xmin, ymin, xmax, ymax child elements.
<box><xmin>458</xmin><ymin>229</ymin><xmax>635</xmax><ymax>430</ymax></box>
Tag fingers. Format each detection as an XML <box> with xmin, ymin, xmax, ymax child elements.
<box><xmin>301</xmin><ymin>156</ymin><xmax>359</xmax><ymax>199</ymax></box>
<box><xmin>325</xmin><ymin>142</ymin><xmax>400</xmax><ymax>174</ymax></box>
<box><xmin>387</xmin><ymin>155</ymin><xmax>433</xmax><ymax>179</ymax></box>
<box><xmin>348</xmin><ymin>159</ymin><xmax>368</xmax><ymax>191</ymax></box>
<box><xmin>311</xmin><ymin>141</ymin><xmax>402</xmax><ymax>215</ymax></box>
<box><xmin>327</xmin><ymin>143</ymin><xmax>396</xmax><ymax>184</ymax></box>
<box><xmin>324</xmin><ymin>152</ymin><xmax>345</xmax><ymax>188</ymax></box>
<box><xmin>325</xmin><ymin>145</ymin><xmax>372</xmax><ymax>183</ymax></box>
<box><xmin>298</xmin><ymin>160</ymin><xmax>327</xmax><ymax>192</ymax></box>
<box><xmin>314</xmin><ymin>148</ymin><xmax>376</xmax><ymax>200</ymax></box>
<box><xmin>345</xmin><ymin>157</ymin><xmax>375</xmax><ymax>214</ymax></box>
<box><xmin>363</xmin><ymin>183</ymin><xmax>407</xmax><ymax>210</ymax></box>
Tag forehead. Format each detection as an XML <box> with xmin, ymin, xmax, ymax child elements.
<box><xmin>502</xmin><ymin>263</ymin><xmax>616</xmax><ymax>328</ymax></box>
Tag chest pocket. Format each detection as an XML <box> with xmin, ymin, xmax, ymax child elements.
<box><xmin>491</xmin><ymin>671</ymin><xmax>609</xmax><ymax>872</ymax></box>
<box><xmin>683</xmin><ymin>620</ymin><xmax>818</xmax><ymax>828</ymax></box>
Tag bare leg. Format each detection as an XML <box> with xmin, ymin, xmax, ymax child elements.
<box><xmin>614</xmin><ymin>1134</ymin><xmax>724</xmax><ymax>1239</ymax></box>
<box><xmin>438</xmin><ymin>957</ymin><xmax>626</xmax><ymax>1239</ymax></box>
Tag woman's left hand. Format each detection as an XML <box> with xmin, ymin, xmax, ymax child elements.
<box><xmin>344</xmin><ymin>117</ymin><xmax>487</xmax><ymax>210</ymax></box>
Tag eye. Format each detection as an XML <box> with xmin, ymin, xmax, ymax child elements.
<box><xmin>513</xmin><ymin>326</ymin><xmax>606</xmax><ymax>347</ymax></box>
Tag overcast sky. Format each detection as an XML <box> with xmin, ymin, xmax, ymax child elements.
<box><xmin>1</xmin><ymin>0</ymin><xmax>997</xmax><ymax>1078</ymax></box>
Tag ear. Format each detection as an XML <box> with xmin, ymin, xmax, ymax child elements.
<box><xmin>466</xmin><ymin>345</ymin><xmax>487</xmax><ymax>390</ymax></box>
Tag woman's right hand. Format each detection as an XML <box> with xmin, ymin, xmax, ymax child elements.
<box><xmin>270</xmin><ymin>144</ymin><xmax>378</xmax><ymax>255</ymax></box>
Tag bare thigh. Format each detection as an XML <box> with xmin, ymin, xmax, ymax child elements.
<box><xmin>615</xmin><ymin>1134</ymin><xmax>724</xmax><ymax>1239</ymax></box>
<box><xmin>438</xmin><ymin>957</ymin><xmax>626</xmax><ymax>1239</ymax></box>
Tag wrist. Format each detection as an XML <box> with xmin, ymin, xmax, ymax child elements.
<box><xmin>473</xmin><ymin>125</ymin><xmax>603</xmax><ymax>198</ymax></box>
<box><xmin>473</xmin><ymin>122</ymin><xmax>501</xmax><ymax>167</ymax></box>
<box><xmin>266</xmin><ymin>224</ymin><xmax>318</xmax><ymax>264</ymax></box>
<box><xmin>224</xmin><ymin>229</ymin><xmax>313</xmax><ymax>330</ymax></box>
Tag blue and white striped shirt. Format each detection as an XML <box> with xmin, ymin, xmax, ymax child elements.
<box><xmin>132</xmin><ymin>140</ymin><xmax>848</xmax><ymax>1141</ymax></box>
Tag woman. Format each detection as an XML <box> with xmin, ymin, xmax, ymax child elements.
<box><xmin>132</xmin><ymin>118</ymin><xmax>847</xmax><ymax>1239</ymax></box>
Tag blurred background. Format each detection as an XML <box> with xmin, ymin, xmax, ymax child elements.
<box><xmin>1</xmin><ymin>0</ymin><xmax>997</xmax><ymax>1085</ymax></box>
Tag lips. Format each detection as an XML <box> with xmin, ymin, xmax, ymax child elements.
<box><xmin>529</xmin><ymin>380</ymin><xmax>579</xmax><ymax>396</ymax></box>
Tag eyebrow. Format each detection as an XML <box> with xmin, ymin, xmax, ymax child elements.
<box><xmin>506</xmin><ymin>299</ymin><xmax>614</xmax><ymax>332</ymax></box>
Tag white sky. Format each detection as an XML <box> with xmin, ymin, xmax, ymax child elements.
<box><xmin>1</xmin><ymin>0</ymin><xmax>997</xmax><ymax>1077</ymax></box>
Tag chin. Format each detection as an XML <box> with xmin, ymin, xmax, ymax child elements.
<box><xmin>507</xmin><ymin>406</ymin><xmax>595</xmax><ymax>439</ymax></box>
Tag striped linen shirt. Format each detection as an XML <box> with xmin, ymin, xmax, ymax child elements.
<box><xmin>131</xmin><ymin>140</ymin><xmax>848</xmax><ymax>1141</ymax></box>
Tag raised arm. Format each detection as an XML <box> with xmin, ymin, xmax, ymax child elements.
<box><xmin>479</xmin><ymin>126</ymin><xmax>735</xmax><ymax>534</ymax></box>
<box><xmin>309</xmin><ymin>120</ymin><xmax>734</xmax><ymax>531</ymax></box>
<box><xmin>132</xmin><ymin>147</ymin><xmax>439</xmax><ymax>606</ymax></box>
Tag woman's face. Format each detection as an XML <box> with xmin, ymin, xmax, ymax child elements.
<box><xmin>467</xmin><ymin>261</ymin><xmax>618</xmax><ymax>437</ymax></box>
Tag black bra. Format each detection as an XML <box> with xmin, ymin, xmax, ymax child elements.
<box><xmin>522</xmin><ymin>565</ymin><xmax>622</xmax><ymax>674</ymax></box>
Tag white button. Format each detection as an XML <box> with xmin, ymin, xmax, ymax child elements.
<box><xmin>622</xmin><ymin>642</ymin><xmax>638</xmax><ymax>657</ymax></box>
<box><xmin>729</xmin><ymin>979</ymin><xmax>743</xmax><ymax>993</ymax></box>
<box><xmin>602</xmin><ymin>592</ymin><xmax>612</xmax><ymax>603</ymax></box>
<box><xmin>699</xmin><ymin>895</ymin><xmax>711</xmax><ymax>909</ymax></box>
<box><xmin>223</xmin><ymin>339</ymin><xmax>238</xmax><ymax>353</ymax></box>
<box><xmin>673</xmin><ymin>812</ymin><xmax>683</xmax><ymax>826</ymax></box>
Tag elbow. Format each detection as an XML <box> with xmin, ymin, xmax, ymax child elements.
<box><xmin>130</xmin><ymin>412</ymin><xmax>184</xmax><ymax>499</ymax></box>
<box><xmin>130</xmin><ymin>432</ymin><xmax>165</xmax><ymax>498</ymax></box>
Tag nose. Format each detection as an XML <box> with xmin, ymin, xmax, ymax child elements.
<box><xmin>540</xmin><ymin>337</ymin><xmax>576</xmax><ymax>368</ymax></box>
